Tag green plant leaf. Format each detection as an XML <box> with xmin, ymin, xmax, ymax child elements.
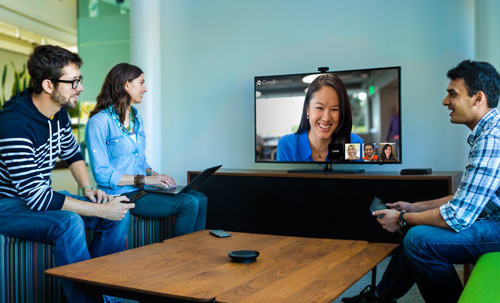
<box><xmin>9</xmin><ymin>61</ymin><xmax>30</xmax><ymax>96</ymax></box>
<box><xmin>12</xmin><ymin>69</ymin><xmax>20</xmax><ymax>95</ymax></box>
<box><xmin>1</xmin><ymin>64</ymin><xmax>6</xmax><ymax>88</ymax></box>
<box><xmin>18</xmin><ymin>63</ymin><xmax>26</xmax><ymax>78</ymax></box>
<box><xmin>10</xmin><ymin>61</ymin><xmax>17</xmax><ymax>73</ymax></box>
<box><xmin>1</xmin><ymin>64</ymin><xmax>6</xmax><ymax>102</ymax></box>
<box><xmin>1</xmin><ymin>62</ymin><xmax>30</xmax><ymax>105</ymax></box>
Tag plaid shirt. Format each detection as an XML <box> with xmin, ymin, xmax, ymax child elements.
<box><xmin>440</xmin><ymin>108</ymin><xmax>500</xmax><ymax>232</ymax></box>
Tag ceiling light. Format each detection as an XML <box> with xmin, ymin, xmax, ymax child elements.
<box><xmin>302</xmin><ymin>74</ymin><xmax>321</xmax><ymax>84</ymax></box>
<box><xmin>358</xmin><ymin>92</ymin><xmax>367</xmax><ymax>101</ymax></box>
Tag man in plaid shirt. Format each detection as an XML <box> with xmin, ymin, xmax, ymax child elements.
<box><xmin>342</xmin><ymin>60</ymin><xmax>500</xmax><ymax>303</ymax></box>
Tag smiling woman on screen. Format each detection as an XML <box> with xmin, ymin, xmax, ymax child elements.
<box><xmin>276</xmin><ymin>73</ymin><xmax>363</xmax><ymax>162</ymax></box>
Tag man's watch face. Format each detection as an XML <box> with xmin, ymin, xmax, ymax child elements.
<box><xmin>398</xmin><ymin>211</ymin><xmax>407</xmax><ymax>227</ymax></box>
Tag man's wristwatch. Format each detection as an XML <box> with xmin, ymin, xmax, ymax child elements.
<box><xmin>82</xmin><ymin>185</ymin><xmax>95</xmax><ymax>193</ymax></box>
<box><xmin>398</xmin><ymin>210</ymin><xmax>407</xmax><ymax>228</ymax></box>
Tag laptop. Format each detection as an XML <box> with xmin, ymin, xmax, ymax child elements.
<box><xmin>143</xmin><ymin>165</ymin><xmax>222</xmax><ymax>195</ymax></box>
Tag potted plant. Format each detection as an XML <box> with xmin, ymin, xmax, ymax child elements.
<box><xmin>0</xmin><ymin>62</ymin><xmax>30</xmax><ymax>111</ymax></box>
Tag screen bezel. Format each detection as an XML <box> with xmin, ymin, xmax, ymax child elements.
<box><xmin>254</xmin><ymin>66</ymin><xmax>402</xmax><ymax>165</ymax></box>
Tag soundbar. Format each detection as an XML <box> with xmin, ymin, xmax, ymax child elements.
<box><xmin>400</xmin><ymin>168</ymin><xmax>433</xmax><ymax>175</ymax></box>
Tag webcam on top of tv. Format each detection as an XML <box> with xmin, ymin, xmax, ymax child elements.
<box><xmin>318</xmin><ymin>67</ymin><xmax>329</xmax><ymax>73</ymax></box>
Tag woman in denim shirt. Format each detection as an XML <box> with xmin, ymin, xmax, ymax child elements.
<box><xmin>85</xmin><ymin>63</ymin><xmax>206</xmax><ymax>236</ymax></box>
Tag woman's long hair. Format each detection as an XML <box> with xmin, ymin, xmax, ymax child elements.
<box><xmin>295</xmin><ymin>73</ymin><xmax>353</xmax><ymax>144</ymax></box>
<box><xmin>380</xmin><ymin>144</ymin><xmax>396</xmax><ymax>161</ymax></box>
<box><xmin>90</xmin><ymin>63</ymin><xmax>143</xmax><ymax>123</ymax></box>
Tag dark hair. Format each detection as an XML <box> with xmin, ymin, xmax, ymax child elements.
<box><xmin>296</xmin><ymin>74</ymin><xmax>352</xmax><ymax>144</ymax></box>
<box><xmin>364</xmin><ymin>143</ymin><xmax>374</xmax><ymax>150</ymax></box>
<box><xmin>27</xmin><ymin>45</ymin><xmax>82</xmax><ymax>94</ymax></box>
<box><xmin>380</xmin><ymin>144</ymin><xmax>396</xmax><ymax>161</ymax></box>
<box><xmin>90</xmin><ymin>63</ymin><xmax>143</xmax><ymax>123</ymax></box>
<box><xmin>447</xmin><ymin>60</ymin><xmax>500</xmax><ymax>108</ymax></box>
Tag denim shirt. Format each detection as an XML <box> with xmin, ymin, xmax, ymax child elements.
<box><xmin>85</xmin><ymin>107</ymin><xmax>151</xmax><ymax>195</ymax></box>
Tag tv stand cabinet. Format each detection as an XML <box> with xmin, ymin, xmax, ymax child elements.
<box><xmin>188</xmin><ymin>169</ymin><xmax>461</xmax><ymax>243</ymax></box>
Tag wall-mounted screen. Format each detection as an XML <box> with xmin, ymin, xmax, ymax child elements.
<box><xmin>255</xmin><ymin>66</ymin><xmax>401</xmax><ymax>164</ymax></box>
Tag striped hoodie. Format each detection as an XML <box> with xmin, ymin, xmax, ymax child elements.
<box><xmin>0</xmin><ymin>88</ymin><xmax>83</xmax><ymax>211</ymax></box>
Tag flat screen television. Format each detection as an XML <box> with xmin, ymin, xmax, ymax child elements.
<box><xmin>255</xmin><ymin>66</ymin><xmax>401</xmax><ymax>170</ymax></box>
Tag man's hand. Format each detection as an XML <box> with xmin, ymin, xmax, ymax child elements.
<box><xmin>386</xmin><ymin>201</ymin><xmax>414</xmax><ymax>212</ymax></box>
<box><xmin>84</xmin><ymin>188</ymin><xmax>114</xmax><ymax>204</ymax></box>
<box><xmin>372</xmin><ymin>209</ymin><xmax>401</xmax><ymax>233</ymax></box>
<box><xmin>101</xmin><ymin>196</ymin><xmax>135</xmax><ymax>221</ymax></box>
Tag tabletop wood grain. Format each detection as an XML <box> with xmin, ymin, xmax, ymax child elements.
<box><xmin>46</xmin><ymin>231</ymin><xmax>397</xmax><ymax>302</ymax></box>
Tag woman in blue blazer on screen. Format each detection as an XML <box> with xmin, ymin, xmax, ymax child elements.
<box><xmin>85</xmin><ymin>63</ymin><xmax>206</xmax><ymax>237</ymax></box>
<box><xmin>277</xmin><ymin>73</ymin><xmax>363</xmax><ymax>162</ymax></box>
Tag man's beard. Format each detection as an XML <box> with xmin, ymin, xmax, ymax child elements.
<box><xmin>51</xmin><ymin>89</ymin><xmax>77</xmax><ymax>109</ymax></box>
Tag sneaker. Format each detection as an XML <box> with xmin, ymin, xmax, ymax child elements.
<box><xmin>103</xmin><ymin>295</ymin><xmax>123</xmax><ymax>303</ymax></box>
<box><xmin>341</xmin><ymin>285</ymin><xmax>396</xmax><ymax>303</ymax></box>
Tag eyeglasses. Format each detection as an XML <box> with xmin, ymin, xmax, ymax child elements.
<box><xmin>51</xmin><ymin>76</ymin><xmax>83</xmax><ymax>89</ymax></box>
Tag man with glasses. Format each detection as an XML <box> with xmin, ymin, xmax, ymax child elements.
<box><xmin>0</xmin><ymin>45</ymin><xmax>134</xmax><ymax>302</ymax></box>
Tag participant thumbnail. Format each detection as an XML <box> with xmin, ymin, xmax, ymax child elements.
<box><xmin>345</xmin><ymin>143</ymin><xmax>361</xmax><ymax>160</ymax></box>
<box><xmin>362</xmin><ymin>143</ymin><xmax>379</xmax><ymax>161</ymax></box>
<box><xmin>379</xmin><ymin>142</ymin><xmax>397</xmax><ymax>162</ymax></box>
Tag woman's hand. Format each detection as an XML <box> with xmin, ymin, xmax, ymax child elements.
<box><xmin>146</xmin><ymin>174</ymin><xmax>177</xmax><ymax>188</ymax></box>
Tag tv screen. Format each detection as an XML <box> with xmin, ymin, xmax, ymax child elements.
<box><xmin>255</xmin><ymin>66</ymin><xmax>401</xmax><ymax>164</ymax></box>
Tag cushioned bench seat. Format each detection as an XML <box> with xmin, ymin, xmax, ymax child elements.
<box><xmin>0</xmin><ymin>215</ymin><xmax>172</xmax><ymax>303</ymax></box>
<box><xmin>458</xmin><ymin>252</ymin><xmax>500</xmax><ymax>303</ymax></box>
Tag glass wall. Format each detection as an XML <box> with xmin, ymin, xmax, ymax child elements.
<box><xmin>77</xmin><ymin>0</ymin><xmax>130</xmax><ymax>161</ymax></box>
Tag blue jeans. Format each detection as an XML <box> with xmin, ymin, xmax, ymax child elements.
<box><xmin>376</xmin><ymin>219</ymin><xmax>500</xmax><ymax>303</ymax></box>
<box><xmin>128</xmin><ymin>190</ymin><xmax>207</xmax><ymax>236</ymax></box>
<box><xmin>0</xmin><ymin>192</ymin><xmax>130</xmax><ymax>303</ymax></box>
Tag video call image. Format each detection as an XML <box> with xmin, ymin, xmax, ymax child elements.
<box><xmin>255</xmin><ymin>67</ymin><xmax>400</xmax><ymax>163</ymax></box>
<box><xmin>331</xmin><ymin>142</ymin><xmax>398</xmax><ymax>162</ymax></box>
<box><xmin>345</xmin><ymin>143</ymin><xmax>361</xmax><ymax>160</ymax></box>
<box><xmin>378</xmin><ymin>142</ymin><xmax>398</xmax><ymax>162</ymax></box>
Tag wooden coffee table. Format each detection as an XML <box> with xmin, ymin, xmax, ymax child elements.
<box><xmin>46</xmin><ymin>231</ymin><xmax>397</xmax><ymax>302</ymax></box>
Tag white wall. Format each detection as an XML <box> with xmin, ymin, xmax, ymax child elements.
<box><xmin>475</xmin><ymin>0</ymin><xmax>500</xmax><ymax>68</ymax></box>
<box><xmin>135</xmin><ymin>0</ymin><xmax>476</xmax><ymax>182</ymax></box>
<box><xmin>130</xmin><ymin>0</ymin><xmax>162</xmax><ymax>170</ymax></box>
